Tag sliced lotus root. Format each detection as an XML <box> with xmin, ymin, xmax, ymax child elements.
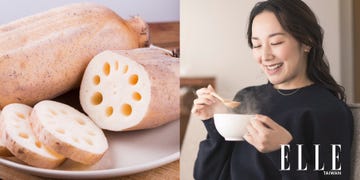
<box><xmin>30</xmin><ymin>100</ymin><xmax>108</xmax><ymax>165</ymax></box>
<box><xmin>79</xmin><ymin>47</ymin><xmax>179</xmax><ymax>131</ymax></box>
<box><xmin>0</xmin><ymin>104</ymin><xmax>65</xmax><ymax>168</ymax></box>
<box><xmin>0</xmin><ymin>140</ymin><xmax>11</xmax><ymax>156</ymax></box>
<box><xmin>0</xmin><ymin>109</ymin><xmax>12</xmax><ymax>156</ymax></box>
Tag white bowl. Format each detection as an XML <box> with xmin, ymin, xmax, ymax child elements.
<box><xmin>214</xmin><ymin>114</ymin><xmax>255</xmax><ymax>141</ymax></box>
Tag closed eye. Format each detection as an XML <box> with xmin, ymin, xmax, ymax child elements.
<box><xmin>271</xmin><ymin>41</ymin><xmax>283</xmax><ymax>46</ymax></box>
<box><xmin>252</xmin><ymin>45</ymin><xmax>261</xmax><ymax>49</ymax></box>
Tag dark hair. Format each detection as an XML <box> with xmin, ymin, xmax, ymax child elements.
<box><xmin>247</xmin><ymin>0</ymin><xmax>346</xmax><ymax>101</ymax></box>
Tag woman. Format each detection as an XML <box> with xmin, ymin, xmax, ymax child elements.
<box><xmin>192</xmin><ymin>0</ymin><xmax>353</xmax><ymax>179</ymax></box>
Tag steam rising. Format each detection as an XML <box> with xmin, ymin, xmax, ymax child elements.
<box><xmin>232</xmin><ymin>91</ymin><xmax>261</xmax><ymax>114</ymax></box>
<box><xmin>215</xmin><ymin>87</ymin><xmax>269</xmax><ymax>114</ymax></box>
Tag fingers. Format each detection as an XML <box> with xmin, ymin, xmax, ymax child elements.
<box><xmin>244</xmin><ymin>119</ymin><xmax>259</xmax><ymax>146</ymax></box>
<box><xmin>196</xmin><ymin>87</ymin><xmax>212</xmax><ymax>96</ymax></box>
<box><xmin>248</xmin><ymin>119</ymin><xmax>269</xmax><ymax>132</ymax></box>
<box><xmin>193</xmin><ymin>94</ymin><xmax>216</xmax><ymax>105</ymax></box>
<box><xmin>191</xmin><ymin>85</ymin><xmax>218</xmax><ymax>118</ymax></box>
<box><xmin>193</xmin><ymin>86</ymin><xmax>218</xmax><ymax>108</ymax></box>
<box><xmin>207</xmin><ymin>84</ymin><xmax>215</xmax><ymax>92</ymax></box>
<box><xmin>246</xmin><ymin>121</ymin><xmax>258</xmax><ymax>135</ymax></box>
<box><xmin>192</xmin><ymin>94</ymin><xmax>217</xmax><ymax>114</ymax></box>
<box><xmin>191</xmin><ymin>104</ymin><xmax>205</xmax><ymax>113</ymax></box>
<box><xmin>244</xmin><ymin>116</ymin><xmax>270</xmax><ymax>147</ymax></box>
<box><xmin>243</xmin><ymin>132</ymin><xmax>254</xmax><ymax>145</ymax></box>
<box><xmin>246</xmin><ymin>115</ymin><xmax>270</xmax><ymax>135</ymax></box>
<box><xmin>255</xmin><ymin>114</ymin><xmax>278</xmax><ymax>129</ymax></box>
<box><xmin>196</xmin><ymin>88</ymin><xmax>209</xmax><ymax>95</ymax></box>
<box><xmin>244</xmin><ymin>115</ymin><xmax>294</xmax><ymax>152</ymax></box>
<box><xmin>195</xmin><ymin>85</ymin><xmax>215</xmax><ymax>96</ymax></box>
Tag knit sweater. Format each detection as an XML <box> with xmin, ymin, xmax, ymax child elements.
<box><xmin>194</xmin><ymin>83</ymin><xmax>353</xmax><ymax>180</ymax></box>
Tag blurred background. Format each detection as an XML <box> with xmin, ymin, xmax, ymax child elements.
<box><xmin>0</xmin><ymin>0</ymin><xmax>179</xmax><ymax>23</ymax></box>
<box><xmin>180</xmin><ymin>0</ymin><xmax>358</xmax><ymax>179</ymax></box>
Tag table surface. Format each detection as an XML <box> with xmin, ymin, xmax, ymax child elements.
<box><xmin>0</xmin><ymin>160</ymin><xmax>179</xmax><ymax>180</ymax></box>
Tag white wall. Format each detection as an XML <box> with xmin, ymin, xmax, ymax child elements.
<box><xmin>0</xmin><ymin>0</ymin><xmax>179</xmax><ymax>24</ymax></box>
<box><xmin>181</xmin><ymin>0</ymin><xmax>353</xmax><ymax>101</ymax></box>
<box><xmin>339</xmin><ymin>0</ymin><xmax>354</xmax><ymax>102</ymax></box>
<box><xmin>180</xmin><ymin>0</ymin><xmax>354</xmax><ymax>179</ymax></box>
<box><xmin>304</xmin><ymin>0</ymin><xmax>354</xmax><ymax>102</ymax></box>
<box><xmin>181</xmin><ymin>0</ymin><xmax>265</xmax><ymax>99</ymax></box>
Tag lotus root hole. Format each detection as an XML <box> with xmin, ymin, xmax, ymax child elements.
<box><xmin>129</xmin><ymin>74</ymin><xmax>139</xmax><ymax>85</ymax></box>
<box><xmin>16</xmin><ymin>113</ymin><xmax>25</xmax><ymax>119</ymax></box>
<box><xmin>35</xmin><ymin>141</ymin><xmax>42</xmax><ymax>148</ymax></box>
<box><xmin>56</xmin><ymin>128</ymin><xmax>65</xmax><ymax>134</ymax></box>
<box><xmin>91</xmin><ymin>92</ymin><xmax>103</xmax><ymax>105</ymax></box>
<box><xmin>123</xmin><ymin>65</ymin><xmax>128</xmax><ymax>74</ymax></box>
<box><xmin>93</xmin><ymin>75</ymin><xmax>101</xmax><ymax>85</ymax></box>
<box><xmin>106</xmin><ymin>106</ymin><xmax>113</xmax><ymax>117</ymax></box>
<box><xmin>19</xmin><ymin>132</ymin><xmax>29</xmax><ymax>139</ymax></box>
<box><xmin>103</xmin><ymin>62</ymin><xmax>110</xmax><ymax>76</ymax></box>
<box><xmin>50</xmin><ymin>109</ymin><xmax>57</xmax><ymax>116</ymax></box>
<box><xmin>76</xmin><ymin>118</ymin><xmax>86</xmax><ymax>126</ymax></box>
<box><xmin>87</xmin><ymin>131</ymin><xmax>96</xmax><ymax>136</ymax></box>
<box><xmin>115</xmin><ymin>61</ymin><xmax>119</xmax><ymax>70</ymax></box>
<box><xmin>121</xmin><ymin>104</ymin><xmax>132</xmax><ymax>116</ymax></box>
<box><xmin>84</xmin><ymin>138</ymin><xmax>93</xmax><ymax>146</ymax></box>
<box><xmin>72</xmin><ymin>136</ymin><xmax>79</xmax><ymax>143</ymax></box>
<box><xmin>60</xmin><ymin>109</ymin><xmax>67</xmax><ymax>115</ymax></box>
<box><xmin>132</xmin><ymin>92</ymin><xmax>142</xmax><ymax>101</ymax></box>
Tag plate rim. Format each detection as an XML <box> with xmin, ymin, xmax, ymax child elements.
<box><xmin>0</xmin><ymin>119</ymin><xmax>180</xmax><ymax>178</ymax></box>
<box><xmin>0</xmin><ymin>151</ymin><xmax>179</xmax><ymax>178</ymax></box>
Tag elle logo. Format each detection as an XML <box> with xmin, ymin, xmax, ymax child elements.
<box><xmin>280</xmin><ymin>144</ymin><xmax>341</xmax><ymax>171</ymax></box>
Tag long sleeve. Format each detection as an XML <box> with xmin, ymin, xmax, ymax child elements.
<box><xmin>311</xmin><ymin>105</ymin><xmax>353</xmax><ymax>180</ymax></box>
<box><xmin>265</xmin><ymin>139</ymin><xmax>320</xmax><ymax>180</ymax></box>
<box><xmin>264</xmin><ymin>106</ymin><xmax>353</xmax><ymax>180</ymax></box>
<box><xmin>192</xmin><ymin>83</ymin><xmax>354</xmax><ymax>180</ymax></box>
<box><xmin>193</xmin><ymin>118</ymin><xmax>234</xmax><ymax>180</ymax></box>
<box><xmin>263</xmin><ymin>111</ymin><xmax>320</xmax><ymax>180</ymax></box>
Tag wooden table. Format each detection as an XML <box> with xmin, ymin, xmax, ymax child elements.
<box><xmin>0</xmin><ymin>160</ymin><xmax>179</xmax><ymax>180</ymax></box>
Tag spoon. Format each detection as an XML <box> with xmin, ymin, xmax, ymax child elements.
<box><xmin>210</xmin><ymin>92</ymin><xmax>241</xmax><ymax>108</ymax></box>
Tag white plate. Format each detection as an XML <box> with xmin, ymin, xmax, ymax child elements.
<box><xmin>0</xmin><ymin>119</ymin><xmax>179</xmax><ymax>179</ymax></box>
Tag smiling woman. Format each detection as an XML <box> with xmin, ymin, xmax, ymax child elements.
<box><xmin>250</xmin><ymin>12</ymin><xmax>312</xmax><ymax>90</ymax></box>
<box><xmin>191</xmin><ymin>0</ymin><xmax>354</xmax><ymax>180</ymax></box>
<box><xmin>247</xmin><ymin>1</ymin><xmax>345</xmax><ymax>100</ymax></box>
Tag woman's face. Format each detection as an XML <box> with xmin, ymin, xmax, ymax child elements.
<box><xmin>251</xmin><ymin>11</ymin><xmax>311</xmax><ymax>89</ymax></box>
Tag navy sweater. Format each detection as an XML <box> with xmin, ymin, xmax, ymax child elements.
<box><xmin>194</xmin><ymin>83</ymin><xmax>353</xmax><ymax>180</ymax></box>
